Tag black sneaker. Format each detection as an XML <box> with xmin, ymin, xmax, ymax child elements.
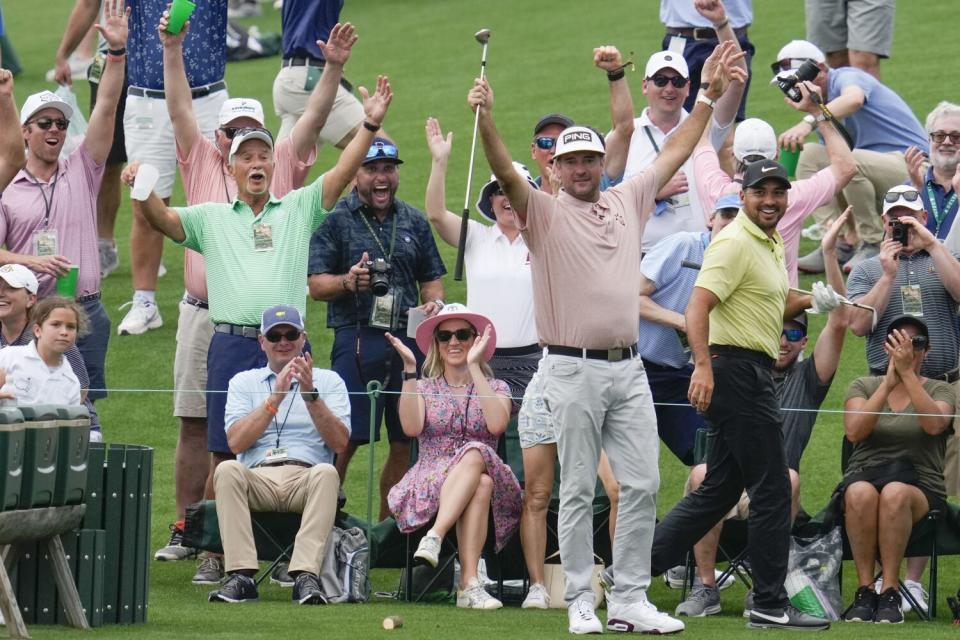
<box><xmin>292</xmin><ymin>572</ymin><xmax>327</xmax><ymax>605</ymax></box>
<box><xmin>208</xmin><ymin>573</ymin><xmax>258</xmax><ymax>603</ymax></box>
<box><xmin>749</xmin><ymin>604</ymin><xmax>830</xmax><ymax>631</ymax></box>
<box><xmin>874</xmin><ymin>587</ymin><xmax>904</xmax><ymax>624</ymax></box>
<box><xmin>843</xmin><ymin>585</ymin><xmax>877</xmax><ymax>622</ymax></box>
<box><xmin>270</xmin><ymin>561</ymin><xmax>294</xmax><ymax>588</ymax></box>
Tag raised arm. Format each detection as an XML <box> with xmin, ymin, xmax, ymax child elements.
<box><xmin>52</xmin><ymin>0</ymin><xmax>102</xmax><ymax>86</ymax></box>
<box><xmin>121</xmin><ymin>162</ymin><xmax>187</xmax><ymax>241</ymax></box>
<box><xmin>594</xmin><ymin>45</ymin><xmax>635</xmax><ymax>182</ymax></box>
<box><xmin>467</xmin><ymin>326</ymin><xmax>511</xmax><ymax>435</ymax></box>
<box><xmin>85</xmin><ymin>0</ymin><xmax>129</xmax><ymax>164</ymax></box>
<box><xmin>470</xmin><ymin>78</ymin><xmax>530</xmax><ymax>223</ymax></box>
<box><xmin>320</xmin><ymin>75</ymin><xmax>392</xmax><ymax>211</ymax></box>
<box><xmin>780</xmin><ymin>82</ymin><xmax>865</xmax><ymax>151</ymax></box>
<box><xmin>289</xmin><ymin>22</ymin><xmax>357</xmax><ymax>162</ymax></box>
<box><xmin>0</xmin><ymin>71</ymin><xmax>24</xmax><ymax>190</ymax></box>
<box><xmin>424</xmin><ymin>117</ymin><xmax>462</xmax><ymax>246</ymax></box>
<box><xmin>158</xmin><ymin>11</ymin><xmax>200</xmax><ymax>156</ymax></box>
<box><xmin>812</xmin><ymin>210</ymin><xmax>851</xmax><ymax>383</ymax></box>
<box><xmin>694</xmin><ymin>0</ymin><xmax>747</xmax><ymax>129</ymax></box>
<box><xmin>386</xmin><ymin>333</ymin><xmax>427</xmax><ymax>437</ymax></box>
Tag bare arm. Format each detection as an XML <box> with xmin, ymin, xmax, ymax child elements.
<box><xmin>780</xmin><ymin>84</ymin><xmax>865</xmax><ymax>151</ymax></box>
<box><xmin>290</xmin><ymin>23</ymin><xmax>357</xmax><ymax>162</ymax></box>
<box><xmin>686</xmin><ymin>286</ymin><xmax>721</xmax><ymax>412</ymax></box>
<box><xmin>385</xmin><ymin>333</ymin><xmax>426</xmax><ymax>436</ymax></box>
<box><xmin>321</xmin><ymin>75</ymin><xmax>392</xmax><ymax>211</ymax></box>
<box><xmin>85</xmin><ymin>0</ymin><xmax>129</xmax><ymax>164</ymax></box>
<box><xmin>902</xmin><ymin>217</ymin><xmax>960</xmax><ymax>302</ymax></box>
<box><xmin>813</xmin><ymin>211</ymin><xmax>851</xmax><ymax>383</ymax></box>
<box><xmin>0</xmin><ymin>249</ymin><xmax>72</xmax><ymax>278</ymax></box>
<box><xmin>468</xmin><ymin>327</ymin><xmax>511</xmax><ymax>435</ymax></box>
<box><xmin>695</xmin><ymin>0</ymin><xmax>747</xmax><ymax>128</ymax></box>
<box><xmin>294</xmin><ymin>354</ymin><xmax>349</xmax><ymax>453</ymax></box>
<box><xmin>784</xmin><ymin>290</ymin><xmax>812</xmax><ymax>320</ymax></box>
<box><xmin>418</xmin><ymin>279</ymin><xmax>444</xmax><ymax>307</ymax></box>
<box><xmin>469</xmin><ymin>78</ymin><xmax>529</xmax><ymax>223</ymax></box>
<box><xmin>158</xmin><ymin>13</ymin><xmax>200</xmax><ymax>156</ymax></box>
<box><xmin>0</xmin><ymin>71</ymin><xmax>24</xmax><ymax>190</ymax></box>
<box><xmin>638</xmin><ymin>274</ymin><xmax>685</xmax><ymax>331</ymax></box>
<box><xmin>900</xmin><ymin>369</ymin><xmax>952</xmax><ymax>436</ymax></box>
<box><xmin>227</xmin><ymin>364</ymin><xmax>296</xmax><ymax>454</ymax></box>
<box><xmin>844</xmin><ymin>384</ymin><xmax>890</xmax><ymax>443</ymax></box>
<box><xmin>308</xmin><ymin>252</ymin><xmax>370</xmax><ymax>302</ymax></box>
<box><xmin>121</xmin><ymin>164</ymin><xmax>187</xmax><ymax>241</ymax></box>
<box><xmin>424</xmin><ymin>117</ymin><xmax>461</xmax><ymax>246</ymax></box>
<box><xmin>52</xmin><ymin>0</ymin><xmax>101</xmax><ymax>86</ymax></box>
<box><xmin>594</xmin><ymin>46</ymin><xmax>635</xmax><ymax>182</ymax></box>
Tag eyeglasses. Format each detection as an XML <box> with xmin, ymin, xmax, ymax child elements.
<box><xmin>883</xmin><ymin>189</ymin><xmax>920</xmax><ymax>203</ymax></box>
<box><xmin>436</xmin><ymin>329</ymin><xmax>476</xmax><ymax>343</ymax></box>
<box><xmin>535</xmin><ymin>136</ymin><xmax>556</xmax><ymax>150</ymax></box>
<box><xmin>264</xmin><ymin>329</ymin><xmax>301</xmax><ymax>343</ymax></box>
<box><xmin>912</xmin><ymin>335</ymin><xmax>929</xmax><ymax>350</ymax></box>
<box><xmin>781</xmin><ymin>328</ymin><xmax>805</xmax><ymax>342</ymax></box>
<box><xmin>648</xmin><ymin>74</ymin><xmax>688</xmax><ymax>89</ymax></box>
<box><xmin>769</xmin><ymin>58</ymin><xmax>810</xmax><ymax>76</ymax></box>
<box><xmin>365</xmin><ymin>141</ymin><xmax>399</xmax><ymax>161</ymax></box>
<box><xmin>930</xmin><ymin>131</ymin><xmax>960</xmax><ymax>145</ymax></box>
<box><xmin>29</xmin><ymin>117</ymin><xmax>70</xmax><ymax>131</ymax></box>
<box><xmin>220</xmin><ymin>126</ymin><xmax>241</xmax><ymax>139</ymax></box>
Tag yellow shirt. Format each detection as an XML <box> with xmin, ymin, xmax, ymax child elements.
<box><xmin>694</xmin><ymin>211</ymin><xmax>788</xmax><ymax>360</ymax></box>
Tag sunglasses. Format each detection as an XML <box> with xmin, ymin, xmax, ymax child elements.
<box><xmin>365</xmin><ymin>141</ymin><xmax>399</xmax><ymax>161</ymax></box>
<box><xmin>883</xmin><ymin>189</ymin><xmax>920</xmax><ymax>203</ymax></box>
<box><xmin>436</xmin><ymin>329</ymin><xmax>476</xmax><ymax>343</ymax></box>
<box><xmin>29</xmin><ymin>117</ymin><xmax>70</xmax><ymax>131</ymax></box>
<box><xmin>781</xmin><ymin>328</ymin><xmax>805</xmax><ymax>342</ymax></box>
<box><xmin>769</xmin><ymin>58</ymin><xmax>809</xmax><ymax>76</ymax></box>
<box><xmin>490</xmin><ymin>185</ymin><xmax>504</xmax><ymax>197</ymax></box>
<box><xmin>535</xmin><ymin>136</ymin><xmax>556</xmax><ymax>150</ymax></box>
<box><xmin>220</xmin><ymin>126</ymin><xmax>241</xmax><ymax>139</ymax></box>
<box><xmin>264</xmin><ymin>329</ymin><xmax>301</xmax><ymax>343</ymax></box>
<box><xmin>649</xmin><ymin>74</ymin><xmax>688</xmax><ymax>88</ymax></box>
<box><xmin>930</xmin><ymin>131</ymin><xmax>960</xmax><ymax>145</ymax></box>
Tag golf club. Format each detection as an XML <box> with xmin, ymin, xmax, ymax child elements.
<box><xmin>454</xmin><ymin>28</ymin><xmax>491</xmax><ymax>281</ymax></box>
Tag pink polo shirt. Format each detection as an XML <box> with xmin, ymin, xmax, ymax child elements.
<box><xmin>0</xmin><ymin>143</ymin><xmax>104</xmax><ymax>297</ymax></box>
<box><xmin>177</xmin><ymin>125</ymin><xmax>316</xmax><ymax>300</ymax></box>
<box><xmin>517</xmin><ymin>168</ymin><xmax>658</xmax><ymax>349</ymax></box>
<box><xmin>692</xmin><ymin>147</ymin><xmax>837</xmax><ymax>286</ymax></box>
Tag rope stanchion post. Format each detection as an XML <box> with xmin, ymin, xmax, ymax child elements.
<box><xmin>365</xmin><ymin>380</ymin><xmax>383</xmax><ymax>545</ymax></box>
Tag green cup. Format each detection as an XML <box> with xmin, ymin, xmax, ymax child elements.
<box><xmin>779</xmin><ymin>146</ymin><xmax>801</xmax><ymax>179</ymax></box>
<box><xmin>55</xmin><ymin>266</ymin><xmax>79</xmax><ymax>298</ymax></box>
<box><xmin>166</xmin><ymin>0</ymin><xmax>196</xmax><ymax>34</ymax></box>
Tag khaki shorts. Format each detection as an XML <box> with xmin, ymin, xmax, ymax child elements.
<box><xmin>173</xmin><ymin>298</ymin><xmax>215</xmax><ymax>418</ymax></box>
<box><xmin>272</xmin><ymin>65</ymin><xmax>365</xmax><ymax>145</ymax></box>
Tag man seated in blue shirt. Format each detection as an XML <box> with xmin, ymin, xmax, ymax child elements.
<box><xmin>908</xmin><ymin>102</ymin><xmax>960</xmax><ymax>242</ymax></box>
<box><xmin>775</xmin><ymin>39</ymin><xmax>927</xmax><ymax>275</ymax></box>
<box><xmin>307</xmin><ymin>138</ymin><xmax>446</xmax><ymax>520</ymax></box>
<box><xmin>209</xmin><ymin>304</ymin><xmax>350</xmax><ymax>605</ymax></box>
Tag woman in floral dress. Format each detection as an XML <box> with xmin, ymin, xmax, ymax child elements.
<box><xmin>386</xmin><ymin>304</ymin><xmax>522</xmax><ymax>610</ymax></box>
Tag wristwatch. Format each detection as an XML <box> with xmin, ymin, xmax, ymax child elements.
<box><xmin>402</xmin><ymin>371</ymin><xmax>419</xmax><ymax>381</ymax></box>
<box><xmin>802</xmin><ymin>114</ymin><xmax>818</xmax><ymax>128</ymax></box>
<box><xmin>302</xmin><ymin>387</ymin><xmax>320</xmax><ymax>402</ymax></box>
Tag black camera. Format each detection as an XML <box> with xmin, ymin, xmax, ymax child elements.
<box><xmin>890</xmin><ymin>219</ymin><xmax>909</xmax><ymax>244</ymax></box>
<box><xmin>776</xmin><ymin>59</ymin><xmax>820</xmax><ymax>102</ymax></box>
<box><xmin>364</xmin><ymin>258</ymin><xmax>392</xmax><ymax>297</ymax></box>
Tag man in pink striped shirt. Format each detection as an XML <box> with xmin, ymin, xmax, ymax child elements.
<box><xmin>149</xmin><ymin>15</ymin><xmax>359</xmax><ymax>581</ymax></box>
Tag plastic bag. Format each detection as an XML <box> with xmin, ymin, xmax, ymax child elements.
<box><xmin>54</xmin><ymin>85</ymin><xmax>88</xmax><ymax>158</ymax></box>
<box><xmin>786</xmin><ymin>526</ymin><xmax>842</xmax><ymax>621</ymax></box>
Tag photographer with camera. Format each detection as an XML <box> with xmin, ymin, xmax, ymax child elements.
<box><xmin>308</xmin><ymin>138</ymin><xmax>446</xmax><ymax>520</ymax></box>
<box><xmin>772</xmin><ymin>40</ymin><xmax>928</xmax><ymax>275</ymax></box>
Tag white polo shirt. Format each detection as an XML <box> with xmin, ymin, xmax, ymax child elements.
<box><xmin>464</xmin><ymin>220</ymin><xmax>538</xmax><ymax>348</ymax></box>
<box><xmin>0</xmin><ymin>342</ymin><xmax>81</xmax><ymax>406</ymax></box>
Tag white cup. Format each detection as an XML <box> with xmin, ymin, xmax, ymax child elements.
<box><xmin>131</xmin><ymin>163</ymin><xmax>160</xmax><ymax>201</ymax></box>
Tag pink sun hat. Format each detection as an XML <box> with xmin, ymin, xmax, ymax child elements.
<box><xmin>415</xmin><ymin>303</ymin><xmax>497</xmax><ymax>361</ymax></box>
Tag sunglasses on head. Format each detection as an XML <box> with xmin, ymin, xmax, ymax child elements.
<box><xmin>649</xmin><ymin>74</ymin><xmax>688</xmax><ymax>88</ymax></box>
<box><xmin>265</xmin><ymin>328</ymin><xmax>301</xmax><ymax>343</ymax></box>
<box><xmin>781</xmin><ymin>328</ymin><xmax>805</xmax><ymax>343</ymax></box>
<box><xmin>535</xmin><ymin>136</ymin><xmax>556</xmax><ymax>150</ymax></box>
<box><xmin>29</xmin><ymin>117</ymin><xmax>70</xmax><ymax>131</ymax></box>
<box><xmin>883</xmin><ymin>189</ymin><xmax>920</xmax><ymax>203</ymax></box>
<box><xmin>436</xmin><ymin>328</ymin><xmax>476</xmax><ymax>343</ymax></box>
<box><xmin>365</xmin><ymin>141</ymin><xmax>399</xmax><ymax>161</ymax></box>
<box><xmin>930</xmin><ymin>131</ymin><xmax>960</xmax><ymax>145</ymax></box>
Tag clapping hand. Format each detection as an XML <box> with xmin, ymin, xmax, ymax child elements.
<box><xmin>385</xmin><ymin>332</ymin><xmax>417</xmax><ymax>370</ymax></box>
<box><xmin>466</xmin><ymin>325</ymin><xmax>492</xmax><ymax>366</ymax></box>
<box><xmin>904</xmin><ymin>146</ymin><xmax>927</xmax><ymax>190</ymax></box>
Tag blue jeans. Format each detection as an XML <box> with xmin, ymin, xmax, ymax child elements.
<box><xmin>76</xmin><ymin>298</ymin><xmax>110</xmax><ymax>401</ymax></box>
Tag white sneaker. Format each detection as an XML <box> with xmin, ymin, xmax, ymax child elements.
<box><xmin>456</xmin><ymin>577</ymin><xmax>502</xmax><ymax>610</ymax></box>
<box><xmin>568</xmin><ymin>598</ymin><xmax>603</xmax><ymax>634</ymax></box>
<box><xmin>663</xmin><ymin>565</ymin><xmax>734</xmax><ymax>590</ymax></box>
<box><xmin>607</xmin><ymin>597</ymin><xmax>684</xmax><ymax>634</ymax></box>
<box><xmin>902</xmin><ymin>579</ymin><xmax>928</xmax><ymax>614</ymax></box>
<box><xmin>117</xmin><ymin>298</ymin><xmax>162</xmax><ymax>336</ymax></box>
<box><xmin>413</xmin><ymin>533</ymin><xmax>441</xmax><ymax>568</ymax></box>
<box><xmin>522</xmin><ymin>582</ymin><xmax>551</xmax><ymax>609</ymax></box>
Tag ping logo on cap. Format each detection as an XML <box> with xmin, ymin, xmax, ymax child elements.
<box><xmin>563</xmin><ymin>131</ymin><xmax>594</xmax><ymax>144</ymax></box>
<box><xmin>275</xmin><ymin>310</ymin><xmax>286</xmax><ymax>317</ymax></box>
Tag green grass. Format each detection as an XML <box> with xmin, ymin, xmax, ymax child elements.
<box><xmin>3</xmin><ymin>0</ymin><xmax>959</xmax><ymax>636</ymax></box>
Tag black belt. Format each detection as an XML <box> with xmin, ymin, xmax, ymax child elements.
<box><xmin>282</xmin><ymin>56</ymin><xmax>325</xmax><ymax>68</ymax></box>
<box><xmin>213</xmin><ymin>323</ymin><xmax>260</xmax><ymax>339</ymax></box>
<box><xmin>182</xmin><ymin>293</ymin><xmax>209</xmax><ymax>310</ymax></box>
<box><xmin>493</xmin><ymin>344</ymin><xmax>541</xmax><ymax>357</ymax></box>
<box><xmin>547</xmin><ymin>343</ymin><xmax>638</xmax><ymax>362</ymax></box>
<box><xmin>666</xmin><ymin>26</ymin><xmax>749</xmax><ymax>41</ymax></box>
<box><xmin>709</xmin><ymin>344</ymin><xmax>774</xmax><ymax>368</ymax></box>
<box><xmin>257</xmin><ymin>459</ymin><xmax>312</xmax><ymax>469</ymax></box>
<box><xmin>128</xmin><ymin>80</ymin><xmax>227</xmax><ymax>100</ymax></box>
<box><xmin>77</xmin><ymin>291</ymin><xmax>101</xmax><ymax>303</ymax></box>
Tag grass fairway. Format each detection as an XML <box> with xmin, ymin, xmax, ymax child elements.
<box><xmin>4</xmin><ymin>0</ymin><xmax>959</xmax><ymax>636</ymax></box>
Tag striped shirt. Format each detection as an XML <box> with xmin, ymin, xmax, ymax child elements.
<box><xmin>174</xmin><ymin>176</ymin><xmax>328</xmax><ymax>325</ymax></box>
<box><xmin>847</xmin><ymin>250</ymin><xmax>960</xmax><ymax>378</ymax></box>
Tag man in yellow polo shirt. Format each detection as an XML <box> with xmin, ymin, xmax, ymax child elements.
<box><xmin>650</xmin><ymin>159</ymin><xmax>829</xmax><ymax>631</ymax></box>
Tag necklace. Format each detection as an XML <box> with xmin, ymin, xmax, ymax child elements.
<box><xmin>444</xmin><ymin>376</ymin><xmax>469</xmax><ymax>388</ymax></box>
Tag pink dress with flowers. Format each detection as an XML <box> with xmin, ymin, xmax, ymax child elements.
<box><xmin>387</xmin><ymin>377</ymin><xmax>522</xmax><ymax>551</ymax></box>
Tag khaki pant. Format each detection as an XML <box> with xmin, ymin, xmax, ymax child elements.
<box><xmin>272</xmin><ymin>65</ymin><xmax>364</xmax><ymax>146</ymax></box>
<box><xmin>214</xmin><ymin>461</ymin><xmax>340</xmax><ymax>574</ymax></box>
<box><xmin>796</xmin><ymin>143</ymin><xmax>908</xmax><ymax>244</ymax></box>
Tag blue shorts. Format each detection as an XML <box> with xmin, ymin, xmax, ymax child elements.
<box><xmin>76</xmin><ymin>298</ymin><xmax>111</xmax><ymax>402</ymax></box>
<box><xmin>642</xmin><ymin>359</ymin><xmax>705</xmax><ymax>465</ymax></box>
<box><xmin>331</xmin><ymin>326</ymin><xmax>421</xmax><ymax>445</ymax></box>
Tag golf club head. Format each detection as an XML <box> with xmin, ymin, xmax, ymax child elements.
<box><xmin>475</xmin><ymin>28</ymin><xmax>491</xmax><ymax>45</ymax></box>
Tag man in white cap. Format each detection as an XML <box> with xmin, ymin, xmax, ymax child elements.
<box><xmin>148</xmin><ymin>14</ymin><xmax>359</xmax><ymax>578</ymax></box>
<box><xmin>691</xmin><ymin>81</ymin><xmax>856</xmax><ymax>285</ymax></box>
<box><xmin>773</xmin><ymin>39</ymin><xmax>927</xmax><ymax>275</ymax></box>
<box><xmin>0</xmin><ymin>69</ymin><xmax>24</xmax><ymax>193</ymax></box>
<box><xmin>470</xmin><ymin>41</ymin><xmax>745</xmax><ymax>635</ymax></box>
<box><xmin>0</xmin><ymin>0</ymin><xmax>128</xmax><ymax>416</ymax></box>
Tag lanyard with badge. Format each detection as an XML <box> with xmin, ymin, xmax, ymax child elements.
<box><xmin>644</xmin><ymin>127</ymin><xmax>690</xmax><ymax>215</ymax></box>
<box><xmin>927</xmin><ymin>183</ymin><xmax>958</xmax><ymax>236</ymax></box>
<box><xmin>24</xmin><ymin>168</ymin><xmax>60</xmax><ymax>257</ymax></box>
<box><xmin>359</xmin><ymin>209</ymin><xmax>399</xmax><ymax>330</ymax></box>
<box><xmin>900</xmin><ymin>253</ymin><xmax>924</xmax><ymax>318</ymax></box>
<box><xmin>263</xmin><ymin>379</ymin><xmax>297</xmax><ymax>462</ymax></box>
